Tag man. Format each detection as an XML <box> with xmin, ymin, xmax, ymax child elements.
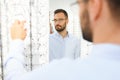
<box><xmin>49</xmin><ymin>9</ymin><xmax>80</xmax><ymax>61</ymax></box>
<box><xmin>4</xmin><ymin>0</ymin><xmax>120</xmax><ymax>80</ymax></box>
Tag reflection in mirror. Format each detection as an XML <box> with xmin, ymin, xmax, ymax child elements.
<box><xmin>49</xmin><ymin>0</ymin><xmax>93</xmax><ymax>61</ymax></box>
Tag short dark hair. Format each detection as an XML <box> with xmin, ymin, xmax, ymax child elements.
<box><xmin>107</xmin><ymin>0</ymin><xmax>120</xmax><ymax>20</ymax></box>
<box><xmin>54</xmin><ymin>9</ymin><xmax>68</xmax><ymax>19</ymax></box>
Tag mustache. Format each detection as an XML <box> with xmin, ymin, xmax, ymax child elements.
<box><xmin>55</xmin><ymin>25</ymin><xmax>61</xmax><ymax>27</ymax></box>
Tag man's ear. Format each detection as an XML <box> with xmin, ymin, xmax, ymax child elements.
<box><xmin>66</xmin><ymin>18</ymin><xmax>69</xmax><ymax>24</ymax></box>
<box><xmin>89</xmin><ymin>0</ymin><xmax>102</xmax><ymax>21</ymax></box>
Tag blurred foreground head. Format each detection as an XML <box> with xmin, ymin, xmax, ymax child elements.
<box><xmin>78</xmin><ymin>0</ymin><xmax>120</xmax><ymax>44</ymax></box>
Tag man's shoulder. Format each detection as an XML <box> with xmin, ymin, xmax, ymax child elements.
<box><xmin>68</xmin><ymin>33</ymin><xmax>80</xmax><ymax>42</ymax></box>
<box><xmin>18</xmin><ymin>57</ymin><xmax>120</xmax><ymax>80</ymax></box>
<box><xmin>49</xmin><ymin>33</ymin><xmax>57</xmax><ymax>40</ymax></box>
<box><xmin>49</xmin><ymin>33</ymin><xmax>55</xmax><ymax>37</ymax></box>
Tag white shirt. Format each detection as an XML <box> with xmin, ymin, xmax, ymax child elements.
<box><xmin>49</xmin><ymin>32</ymin><xmax>80</xmax><ymax>61</ymax></box>
<box><xmin>4</xmin><ymin>40</ymin><xmax>120</xmax><ymax>80</ymax></box>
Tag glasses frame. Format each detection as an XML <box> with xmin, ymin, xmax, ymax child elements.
<box><xmin>52</xmin><ymin>18</ymin><xmax>67</xmax><ymax>23</ymax></box>
<box><xmin>70</xmin><ymin>0</ymin><xmax>89</xmax><ymax>6</ymax></box>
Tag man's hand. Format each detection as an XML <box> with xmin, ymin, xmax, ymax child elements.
<box><xmin>10</xmin><ymin>20</ymin><xmax>27</xmax><ymax>40</ymax></box>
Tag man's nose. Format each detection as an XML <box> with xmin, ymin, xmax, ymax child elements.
<box><xmin>55</xmin><ymin>21</ymin><xmax>60</xmax><ymax>24</ymax></box>
<box><xmin>55</xmin><ymin>22</ymin><xmax>60</xmax><ymax>26</ymax></box>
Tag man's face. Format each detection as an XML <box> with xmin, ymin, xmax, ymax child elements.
<box><xmin>54</xmin><ymin>13</ymin><xmax>68</xmax><ymax>32</ymax></box>
<box><xmin>78</xmin><ymin>0</ymin><xmax>93</xmax><ymax>42</ymax></box>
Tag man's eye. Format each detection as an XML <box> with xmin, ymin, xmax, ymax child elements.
<box><xmin>53</xmin><ymin>20</ymin><xmax>57</xmax><ymax>22</ymax></box>
<box><xmin>59</xmin><ymin>19</ymin><xmax>63</xmax><ymax>21</ymax></box>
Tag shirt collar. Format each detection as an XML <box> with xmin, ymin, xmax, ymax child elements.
<box><xmin>55</xmin><ymin>31</ymin><xmax>70</xmax><ymax>38</ymax></box>
<box><xmin>89</xmin><ymin>44</ymin><xmax>120</xmax><ymax>61</ymax></box>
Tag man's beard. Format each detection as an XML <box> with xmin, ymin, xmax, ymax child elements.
<box><xmin>80</xmin><ymin>8</ymin><xmax>93</xmax><ymax>42</ymax></box>
<box><xmin>55</xmin><ymin>23</ymin><xmax>66</xmax><ymax>32</ymax></box>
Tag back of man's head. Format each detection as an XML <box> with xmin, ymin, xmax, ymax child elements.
<box><xmin>107</xmin><ymin>0</ymin><xmax>120</xmax><ymax>20</ymax></box>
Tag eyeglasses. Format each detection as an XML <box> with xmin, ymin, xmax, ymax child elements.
<box><xmin>71</xmin><ymin>0</ymin><xmax>89</xmax><ymax>6</ymax></box>
<box><xmin>52</xmin><ymin>19</ymin><xmax>66</xmax><ymax>23</ymax></box>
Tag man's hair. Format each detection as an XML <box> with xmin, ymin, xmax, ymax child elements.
<box><xmin>107</xmin><ymin>0</ymin><xmax>120</xmax><ymax>20</ymax></box>
<box><xmin>54</xmin><ymin>9</ymin><xmax>68</xmax><ymax>19</ymax></box>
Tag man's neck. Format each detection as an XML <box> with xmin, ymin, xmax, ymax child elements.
<box><xmin>58</xmin><ymin>29</ymin><xmax>68</xmax><ymax>38</ymax></box>
<box><xmin>93</xmin><ymin>20</ymin><xmax>120</xmax><ymax>45</ymax></box>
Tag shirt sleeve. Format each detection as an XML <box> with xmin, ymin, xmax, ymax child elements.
<box><xmin>4</xmin><ymin>39</ymin><xmax>26</xmax><ymax>80</ymax></box>
<box><xmin>74</xmin><ymin>39</ymin><xmax>81</xmax><ymax>59</ymax></box>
